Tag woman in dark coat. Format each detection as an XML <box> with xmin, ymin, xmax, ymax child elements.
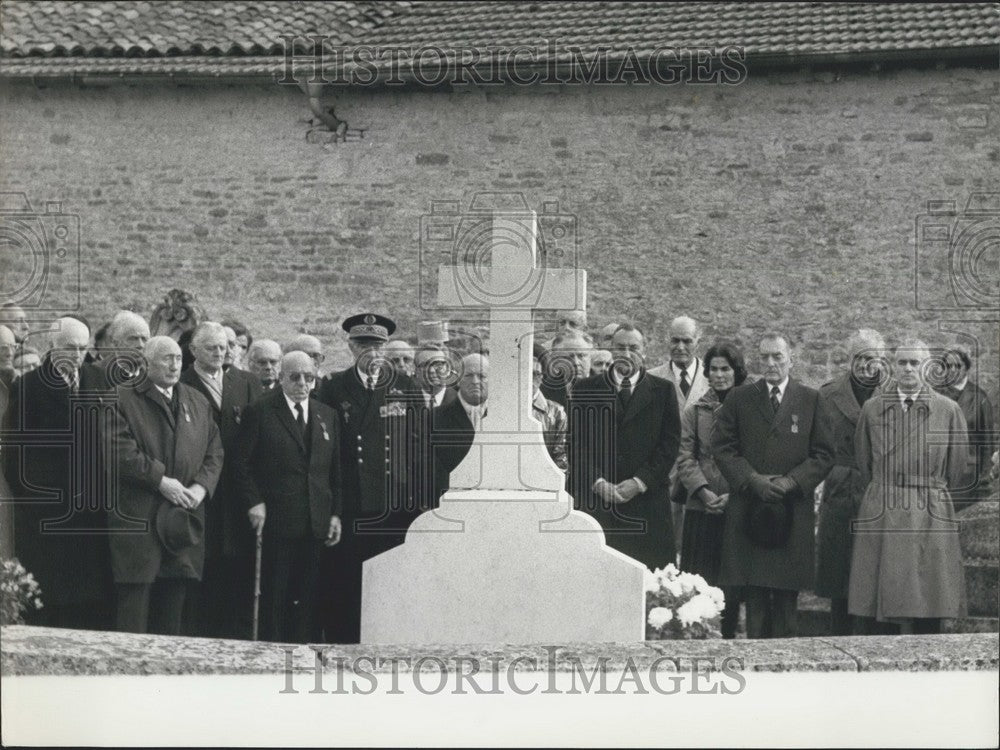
<box><xmin>676</xmin><ymin>340</ymin><xmax>747</xmax><ymax>638</ymax></box>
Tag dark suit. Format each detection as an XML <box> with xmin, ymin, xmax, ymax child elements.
<box><xmin>231</xmin><ymin>389</ymin><xmax>342</xmax><ymax>643</ymax></box>
<box><xmin>2</xmin><ymin>355</ymin><xmax>114</xmax><ymax>630</ymax></box>
<box><xmin>105</xmin><ymin>379</ymin><xmax>223</xmax><ymax>634</ymax></box>
<box><xmin>315</xmin><ymin>366</ymin><xmax>418</xmax><ymax>643</ymax></box>
<box><xmin>567</xmin><ymin>370</ymin><xmax>682</xmax><ymax>570</ymax></box>
<box><xmin>711</xmin><ymin>378</ymin><xmax>834</xmax><ymax>638</ymax></box>
<box><xmin>428</xmin><ymin>394</ymin><xmax>478</xmax><ymax>503</ymax></box>
<box><xmin>179</xmin><ymin>365</ymin><xmax>262</xmax><ymax>638</ymax></box>
<box><xmin>407</xmin><ymin>387</ymin><xmax>461</xmax><ymax>509</ymax></box>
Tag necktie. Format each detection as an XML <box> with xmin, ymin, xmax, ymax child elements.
<box><xmin>66</xmin><ymin>369</ymin><xmax>79</xmax><ymax>396</ymax></box>
<box><xmin>619</xmin><ymin>376</ymin><xmax>633</xmax><ymax>405</ymax></box>
<box><xmin>679</xmin><ymin>369</ymin><xmax>690</xmax><ymax>398</ymax></box>
<box><xmin>295</xmin><ymin>402</ymin><xmax>307</xmax><ymax>439</ymax></box>
<box><xmin>903</xmin><ymin>397</ymin><xmax>914</xmax><ymax>413</ymax></box>
<box><xmin>366</xmin><ymin>375</ymin><xmax>375</xmax><ymax>391</ymax></box>
<box><xmin>770</xmin><ymin>386</ymin><xmax>781</xmax><ymax>414</ymax></box>
<box><xmin>202</xmin><ymin>372</ymin><xmax>222</xmax><ymax>410</ymax></box>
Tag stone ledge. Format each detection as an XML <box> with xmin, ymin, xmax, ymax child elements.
<box><xmin>1</xmin><ymin>626</ymin><xmax>996</xmax><ymax>676</ymax></box>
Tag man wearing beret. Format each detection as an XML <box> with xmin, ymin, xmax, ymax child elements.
<box><xmin>316</xmin><ymin>313</ymin><xmax>420</xmax><ymax>643</ymax></box>
<box><xmin>711</xmin><ymin>332</ymin><xmax>833</xmax><ymax>638</ymax></box>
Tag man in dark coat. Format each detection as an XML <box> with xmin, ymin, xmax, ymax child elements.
<box><xmin>105</xmin><ymin>336</ymin><xmax>223</xmax><ymax>635</ymax></box>
<box><xmin>3</xmin><ymin>317</ymin><xmax>114</xmax><ymax>630</ymax></box>
<box><xmin>540</xmin><ymin>330</ymin><xmax>594</xmax><ymax>408</ymax></box>
<box><xmin>427</xmin><ymin>353</ymin><xmax>487</xmax><ymax>503</ymax></box>
<box><xmin>712</xmin><ymin>332</ymin><xmax>834</xmax><ymax>639</ymax></box>
<box><xmin>407</xmin><ymin>345</ymin><xmax>459</xmax><ymax>507</ymax></box>
<box><xmin>80</xmin><ymin>310</ymin><xmax>150</xmax><ymax>394</ymax></box>
<box><xmin>815</xmin><ymin>329</ymin><xmax>886</xmax><ymax>635</ymax></box>
<box><xmin>315</xmin><ymin>313</ymin><xmax>419</xmax><ymax>643</ymax></box>
<box><xmin>232</xmin><ymin>351</ymin><xmax>342</xmax><ymax>643</ymax></box>
<box><xmin>567</xmin><ymin>324</ymin><xmax>682</xmax><ymax>571</ymax></box>
<box><xmin>179</xmin><ymin>321</ymin><xmax>262</xmax><ymax>638</ymax></box>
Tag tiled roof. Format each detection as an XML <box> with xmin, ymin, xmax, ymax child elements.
<box><xmin>0</xmin><ymin>1</ymin><xmax>410</xmax><ymax>57</ymax></box>
<box><xmin>1</xmin><ymin>1</ymin><xmax>996</xmax><ymax>78</ymax></box>
<box><xmin>368</xmin><ymin>2</ymin><xmax>1000</xmax><ymax>56</ymax></box>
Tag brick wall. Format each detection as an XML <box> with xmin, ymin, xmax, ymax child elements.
<box><xmin>1</xmin><ymin>65</ymin><xmax>997</xmax><ymax>401</ymax></box>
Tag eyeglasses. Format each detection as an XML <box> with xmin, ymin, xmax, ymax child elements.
<box><xmin>253</xmin><ymin>358</ymin><xmax>281</xmax><ymax>366</ymax></box>
<box><xmin>945</xmin><ymin>363</ymin><xmax>964</xmax><ymax>370</ymax></box>
<box><xmin>287</xmin><ymin>372</ymin><xmax>317</xmax><ymax>383</ymax></box>
<box><xmin>895</xmin><ymin>359</ymin><xmax>921</xmax><ymax>367</ymax></box>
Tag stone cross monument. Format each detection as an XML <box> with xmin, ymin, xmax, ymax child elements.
<box><xmin>361</xmin><ymin>201</ymin><xmax>644</xmax><ymax>644</ymax></box>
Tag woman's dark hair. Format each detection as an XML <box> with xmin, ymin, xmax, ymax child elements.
<box><xmin>702</xmin><ymin>340</ymin><xmax>748</xmax><ymax>387</ymax></box>
<box><xmin>222</xmin><ymin>319</ymin><xmax>252</xmax><ymax>348</ymax></box>
<box><xmin>946</xmin><ymin>345</ymin><xmax>972</xmax><ymax>372</ymax></box>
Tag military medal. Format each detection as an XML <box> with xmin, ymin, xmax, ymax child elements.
<box><xmin>233</xmin><ymin>405</ymin><xmax>242</xmax><ymax>425</ymax></box>
<box><xmin>340</xmin><ymin>401</ymin><xmax>351</xmax><ymax>424</ymax></box>
<box><xmin>320</xmin><ymin>421</ymin><xmax>330</xmax><ymax>441</ymax></box>
<box><xmin>182</xmin><ymin>403</ymin><xmax>192</xmax><ymax>423</ymax></box>
<box><xmin>791</xmin><ymin>414</ymin><xmax>799</xmax><ymax>434</ymax></box>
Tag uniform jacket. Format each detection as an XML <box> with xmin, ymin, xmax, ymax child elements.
<box><xmin>104</xmin><ymin>379</ymin><xmax>223</xmax><ymax>583</ymax></box>
<box><xmin>711</xmin><ymin>377</ymin><xmax>834</xmax><ymax>591</ymax></box>
<box><xmin>180</xmin><ymin>365</ymin><xmax>262</xmax><ymax>556</ymax></box>
<box><xmin>231</xmin><ymin>389</ymin><xmax>342</xmax><ymax>540</ymax></box>
<box><xmin>848</xmin><ymin>386</ymin><xmax>968</xmax><ymax>620</ymax></box>
<box><xmin>567</xmin><ymin>370</ymin><xmax>682</xmax><ymax>570</ymax></box>
<box><xmin>3</xmin><ymin>356</ymin><xmax>112</xmax><ymax>605</ymax></box>
<box><xmin>316</xmin><ymin>367</ymin><xmax>417</xmax><ymax>523</ymax></box>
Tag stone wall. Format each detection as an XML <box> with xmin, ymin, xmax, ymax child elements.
<box><xmin>1</xmin><ymin>64</ymin><xmax>996</xmax><ymax>395</ymax></box>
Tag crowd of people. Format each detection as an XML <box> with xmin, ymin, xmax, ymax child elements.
<box><xmin>0</xmin><ymin>298</ymin><xmax>997</xmax><ymax>643</ymax></box>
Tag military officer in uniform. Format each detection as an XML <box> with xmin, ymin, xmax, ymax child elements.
<box><xmin>315</xmin><ymin>313</ymin><xmax>419</xmax><ymax>643</ymax></box>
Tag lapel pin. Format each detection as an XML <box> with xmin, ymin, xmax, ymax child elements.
<box><xmin>182</xmin><ymin>402</ymin><xmax>191</xmax><ymax>423</ymax></box>
<box><xmin>321</xmin><ymin>421</ymin><xmax>330</xmax><ymax>441</ymax></box>
<box><xmin>791</xmin><ymin>414</ymin><xmax>799</xmax><ymax>433</ymax></box>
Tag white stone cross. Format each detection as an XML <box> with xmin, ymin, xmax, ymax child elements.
<box><xmin>436</xmin><ymin>209</ymin><xmax>585</xmax><ymax>494</ymax></box>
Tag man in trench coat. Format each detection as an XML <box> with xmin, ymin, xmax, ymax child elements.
<box><xmin>711</xmin><ymin>332</ymin><xmax>833</xmax><ymax>638</ymax></box>
<box><xmin>848</xmin><ymin>338</ymin><xmax>969</xmax><ymax>634</ymax></box>
<box><xmin>105</xmin><ymin>336</ymin><xmax>223</xmax><ymax>635</ymax></box>
<box><xmin>815</xmin><ymin>328</ymin><xmax>887</xmax><ymax>635</ymax></box>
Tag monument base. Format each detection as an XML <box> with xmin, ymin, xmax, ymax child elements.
<box><xmin>361</xmin><ymin>490</ymin><xmax>646</xmax><ymax>644</ymax></box>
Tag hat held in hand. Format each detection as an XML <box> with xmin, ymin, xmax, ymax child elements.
<box><xmin>156</xmin><ymin>502</ymin><xmax>204</xmax><ymax>554</ymax></box>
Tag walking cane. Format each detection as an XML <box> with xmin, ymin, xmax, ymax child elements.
<box><xmin>252</xmin><ymin>529</ymin><xmax>263</xmax><ymax>641</ymax></box>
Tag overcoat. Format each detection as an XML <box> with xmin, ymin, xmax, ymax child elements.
<box><xmin>815</xmin><ymin>373</ymin><xmax>875</xmax><ymax>599</ymax></box>
<box><xmin>180</xmin><ymin>366</ymin><xmax>262</xmax><ymax>556</ymax></box>
<box><xmin>3</xmin><ymin>356</ymin><xmax>112</xmax><ymax>605</ymax></box>
<box><xmin>848</xmin><ymin>387</ymin><xmax>968</xmax><ymax>620</ymax></box>
<box><xmin>711</xmin><ymin>378</ymin><xmax>834</xmax><ymax>591</ymax></box>
<box><xmin>230</xmin><ymin>389</ymin><xmax>342</xmax><ymax>540</ymax></box>
<box><xmin>104</xmin><ymin>379</ymin><xmax>223</xmax><ymax>583</ymax></box>
<box><xmin>676</xmin><ymin>388</ymin><xmax>728</xmax><ymax>510</ymax></box>
<box><xmin>938</xmin><ymin>381</ymin><xmax>997</xmax><ymax>501</ymax></box>
<box><xmin>567</xmin><ymin>370</ymin><xmax>681</xmax><ymax>570</ymax></box>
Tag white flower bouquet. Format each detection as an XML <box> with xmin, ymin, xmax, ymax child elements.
<box><xmin>1</xmin><ymin>558</ymin><xmax>43</xmax><ymax>625</ymax></box>
<box><xmin>645</xmin><ymin>563</ymin><xmax>724</xmax><ymax>639</ymax></box>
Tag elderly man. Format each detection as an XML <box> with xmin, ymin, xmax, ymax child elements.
<box><xmin>589</xmin><ymin>349</ymin><xmax>612</xmax><ymax>377</ymax></box>
<box><xmin>83</xmin><ymin>310</ymin><xmax>150</xmax><ymax>392</ymax></box>
<box><xmin>0</xmin><ymin>302</ymin><xmax>30</xmax><ymax>345</ymax></box>
<box><xmin>222</xmin><ymin>320</ymin><xmax>252</xmax><ymax>371</ymax></box>
<box><xmin>179</xmin><ymin>322</ymin><xmax>262</xmax><ymax>638</ymax></box>
<box><xmin>815</xmin><ymin>329</ymin><xmax>887</xmax><ymax>635</ymax></box>
<box><xmin>712</xmin><ymin>333</ymin><xmax>834</xmax><ymax>639</ymax></box>
<box><xmin>316</xmin><ymin>312</ymin><xmax>418</xmax><ymax>643</ymax></box>
<box><xmin>848</xmin><ymin>338</ymin><xmax>969</xmax><ymax>635</ymax></box>
<box><xmin>12</xmin><ymin>346</ymin><xmax>41</xmax><ymax>377</ymax></box>
<box><xmin>556</xmin><ymin>309</ymin><xmax>587</xmax><ymax>335</ymax></box>
<box><xmin>385</xmin><ymin>339</ymin><xmax>416</xmax><ymax>378</ymax></box>
<box><xmin>568</xmin><ymin>324</ymin><xmax>682</xmax><ymax>570</ymax></box>
<box><xmin>541</xmin><ymin>330</ymin><xmax>594</xmax><ymax>407</ymax></box>
<box><xmin>649</xmin><ymin>316</ymin><xmax>709</xmax><ymax>408</ymax></box>
<box><xmin>233</xmin><ymin>351</ymin><xmax>342</xmax><ymax>642</ymax></box>
<box><xmin>286</xmin><ymin>334</ymin><xmax>325</xmax><ymax>374</ymax></box>
<box><xmin>247</xmin><ymin>339</ymin><xmax>283</xmax><ymax>391</ymax></box>
<box><xmin>414</xmin><ymin>345</ymin><xmax>456</xmax><ymax>410</ymax></box>
<box><xmin>3</xmin><ymin>317</ymin><xmax>114</xmax><ymax>630</ymax></box>
<box><xmin>430</xmin><ymin>353</ymin><xmax>489</xmax><ymax>501</ymax></box>
<box><xmin>105</xmin><ymin>337</ymin><xmax>223</xmax><ymax>634</ymax></box>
